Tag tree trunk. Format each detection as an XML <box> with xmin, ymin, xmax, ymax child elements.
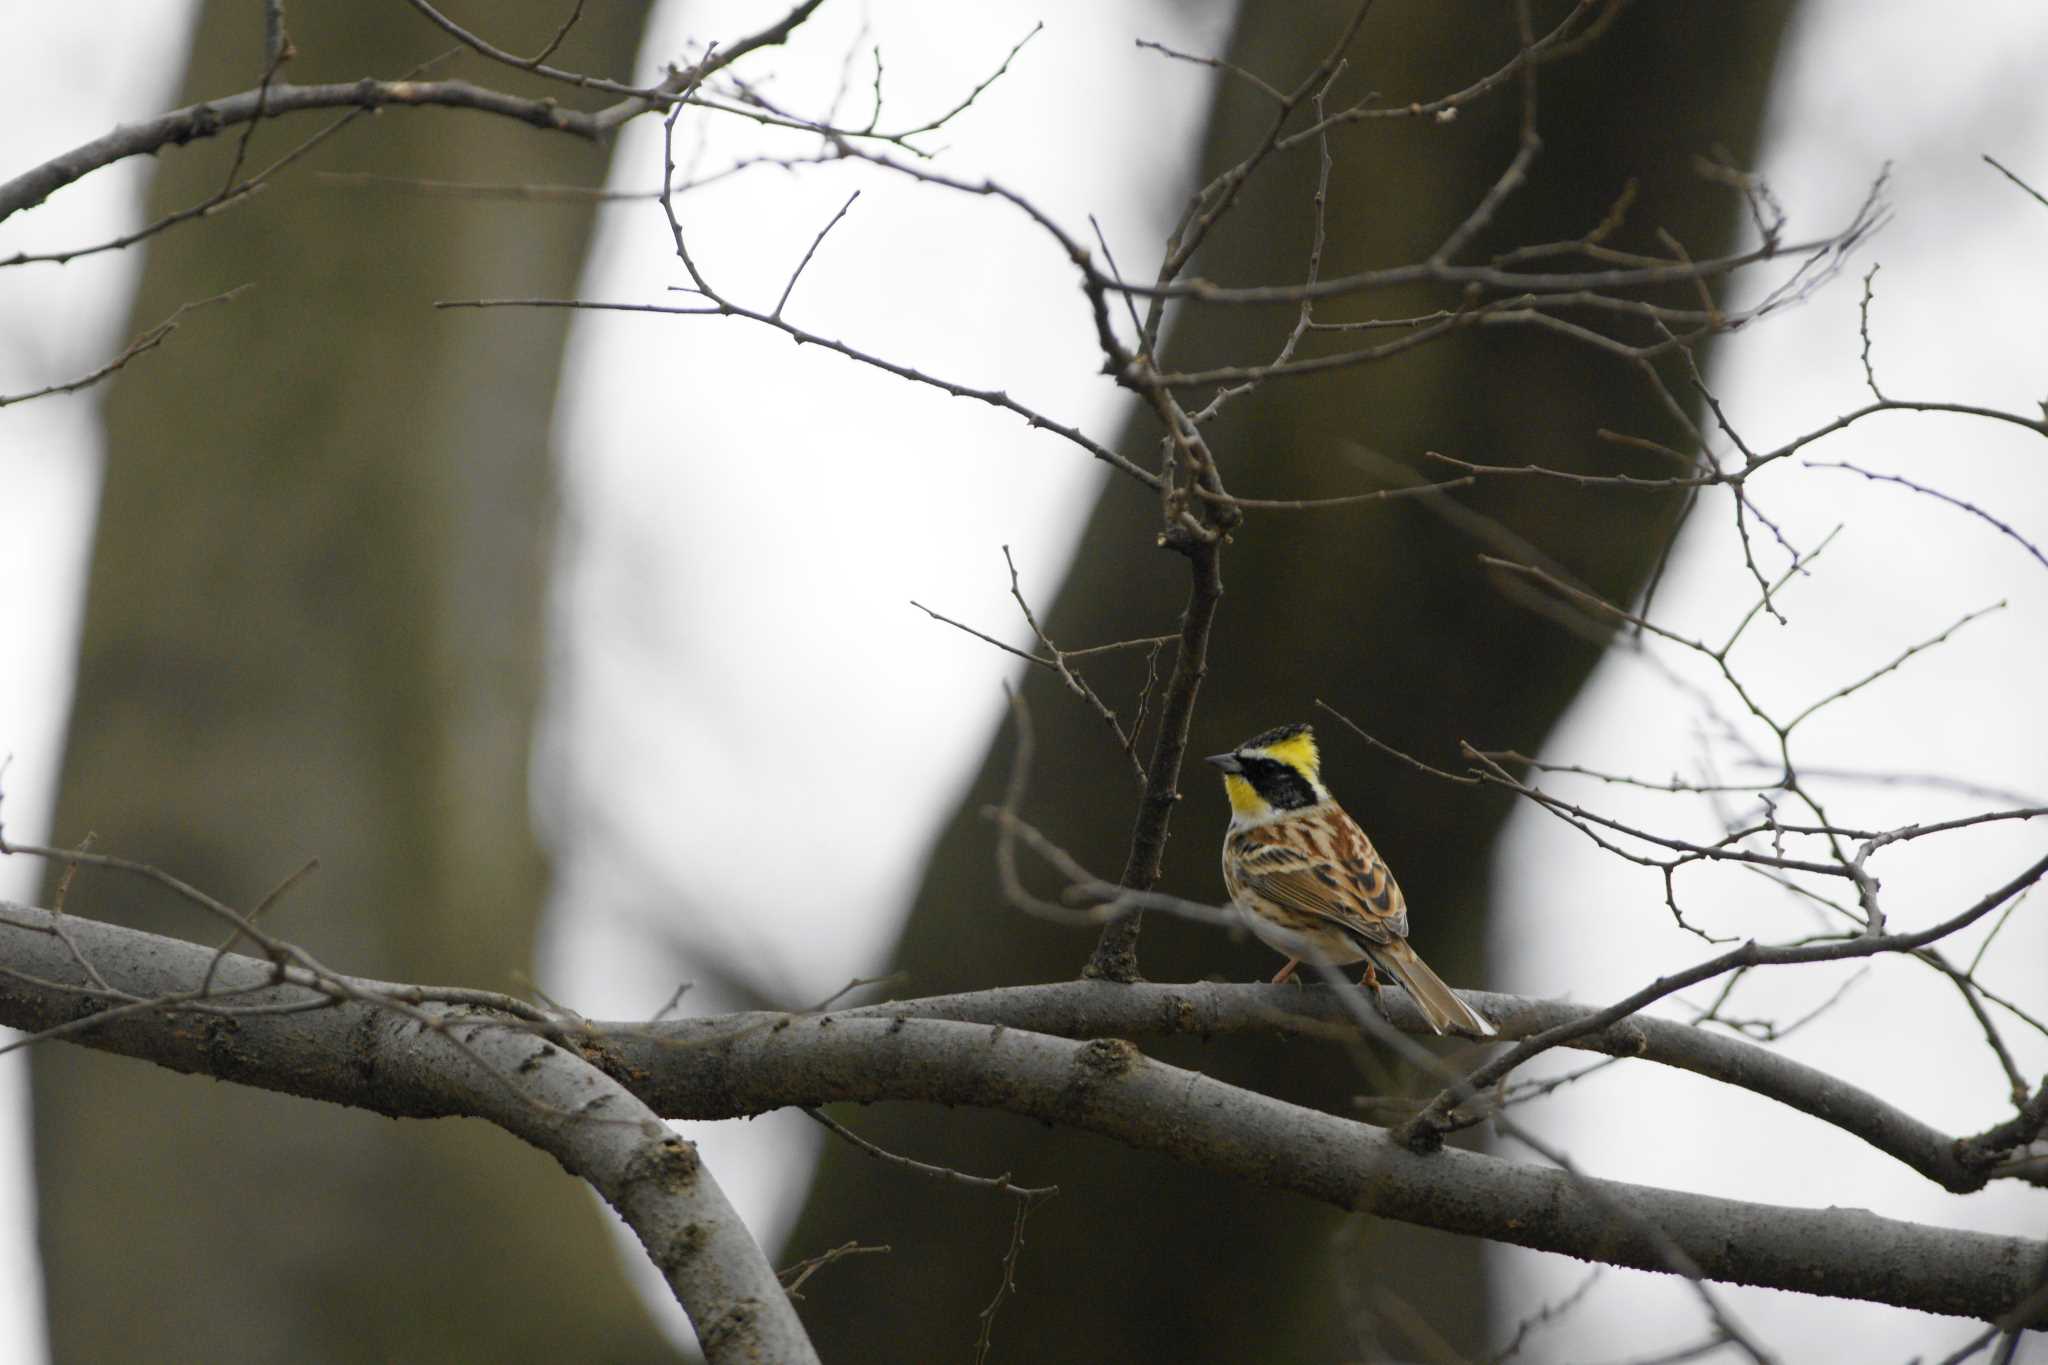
<box><xmin>780</xmin><ymin>2</ymin><xmax>1800</xmax><ymax>1359</ymax></box>
<box><xmin>33</xmin><ymin>5</ymin><xmax>675</xmax><ymax>1360</ymax></box>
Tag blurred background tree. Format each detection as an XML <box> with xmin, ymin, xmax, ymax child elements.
<box><xmin>9</xmin><ymin>0</ymin><xmax>2047</xmax><ymax>1356</ymax></box>
<box><xmin>29</xmin><ymin>3</ymin><xmax>680</xmax><ymax>1360</ymax></box>
<box><xmin>779</xmin><ymin>2</ymin><xmax>1800</xmax><ymax>1359</ymax></box>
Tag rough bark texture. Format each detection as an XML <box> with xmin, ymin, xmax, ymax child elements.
<box><xmin>32</xmin><ymin>5</ymin><xmax>676</xmax><ymax>1360</ymax></box>
<box><xmin>4</xmin><ymin>905</ymin><xmax>821</xmax><ymax>1364</ymax></box>
<box><xmin>780</xmin><ymin>3</ymin><xmax>1802</xmax><ymax>1359</ymax></box>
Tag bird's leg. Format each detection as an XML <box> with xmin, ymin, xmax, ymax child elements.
<box><xmin>1270</xmin><ymin>958</ymin><xmax>1301</xmax><ymax>986</ymax></box>
<box><xmin>1358</xmin><ymin>965</ymin><xmax>1391</xmax><ymax>1023</ymax></box>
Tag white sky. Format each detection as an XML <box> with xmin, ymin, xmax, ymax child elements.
<box><xmin>3</xmin><ymin>3</ymin><xmax>2046</xmax><ymax>1362</ymax></box>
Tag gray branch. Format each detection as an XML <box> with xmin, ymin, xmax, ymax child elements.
<box><xmin>2</xmin><ymin>1</ymin><xmax>827</xmax><ymax>229</ymax></box>
<box><xmin>0</xmin><ymin>903</ymin><xmax>816</xmax><ymax>1365</ymax></box>
<box><xmin>794</xmin><ymin>980</ymin><xmax>2025</xmax><ymax>1194</ymax></box>
<box><xmin>1</xmin><ymin>901</ymin><xmax>2041</xmax><ymax>1327</ymax></box>
<box><xmin>614</xmin><ymin>1009</ymin><xmax>2046</xmax><ymax>1324</ymax></box>
<box><xmin>0</xmin><ymin>80</ymin><xmax>604</xmax><ymax>226</ymax></box>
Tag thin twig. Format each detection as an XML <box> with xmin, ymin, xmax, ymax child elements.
<box><xmin>0</xmin><ymin>287</ymin><xmax>249</xmax><ymax>407</ymax></box>
<box><xmin>778</xmin><ymin>1240</ymin><xmax>889</xmax><ymax>1298</ymax></box>
<box><xmin>772</xmin><ymin>190</ymin><xmax>860</xmax><ymax>320</ymax></box>
<box><xmin>1984</xmin><ymin>154</ymin><xmax>2048</xmax><ymax>211</ymax></box>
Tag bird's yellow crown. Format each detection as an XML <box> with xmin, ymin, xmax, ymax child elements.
<box><xmin>1245</xmin><ymin>724</ymin><xmax>1319</xmax><ymax>775</ymax></box>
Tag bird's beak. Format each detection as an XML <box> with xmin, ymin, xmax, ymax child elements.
<box><xmin>1204</xmin><ymin>752</ymin><xmax>1242</xmax><ymax>774</ymax></box>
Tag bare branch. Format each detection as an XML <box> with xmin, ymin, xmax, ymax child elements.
<box><xmin>1984</xmin><ymin>153</ymin><xmax>2048</xmax><ymax>211</ymax></box>
<box><xmin>1135</xmin><ymin>37</ymin><xmax>1286</xmax><ymax>105</ymax></box>
<box><xmin>1082</xmin><ymin>532</ymin><xmax>1224</xmax><ymax>980</ymax></box>
<box><xmin>801</xmin><ymin>1105</ymin><xmax>1055</xmax><ymax>1364</ymax></box>
<box><xmin>3</xmin><ymin>78</ymin><xmax>600</xmax><ymax>228</ymax></box>
<box><xmin>1000</xmin><ymin>547</ymin><xmax>1145</xmax><ymax>780</ymax></box>
<box><xmin>400</xmin><ymin>0</ymin><xmax>824</xmax><ymax>101</ymax></box>
<box><xmin>1856</xmin><ymin>263</ymin><xmax>1886</xmax><ymax>399</ymax></box>
<box><xmin>1807</xmin><ymin>461</ymin><xmax>2048</xmax><ymax>574</ymax></box>
<box><xmin>2</xmin><ymin>899</ymin><xmax>2038</xmax><ymax>1324</ymax></box>
<box><xmin>1783</xmin><ymin>600</ymin><xmax>2004</xmax><ymax>732</ymax></box>
<box><xmin>778</xmin><ymin>1239</ymin><xmax>888</xmax><ymax>1299</ymax></box>
<box><xmin>632</xmin><ymin>1007</ymin><xmax>2044</xmax><ymax>1323</ymax></box>
<box><xmin>0</xmin><ymin>286</ymin><xmax>247</xmax><ymax>407</ymax></box>
<box><xmin>1484</xmin><ymin>1267</ymin><xmax>1604</xmax><ymax>1365</ymax></box>
<box><xmin>0</xmin><ymin>1</ymin><xmax>849</xmax><ymax>235</ymax></box>
<box><xmin>437</xmin><ymin>295</ymin><xmax>1157</xmax><ymax>488</ymax></box>
<box><xmin>0</xmin><ymin>900</ymin><xmax>815</xmax><ymax>1363</ymax></box>
<box><xmin>771</xmin><ymin>189</ymin><xmax>859</xmax><ymax>320</ymax></box>
<box><xmin>1398</xmin><ymin>847</ymin><xmax>2048</xmax><ymax>1154</ymax></box>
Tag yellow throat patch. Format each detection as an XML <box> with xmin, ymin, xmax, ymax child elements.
<box><xmin>1223</xmin><ymin>772</ymin><xmax>1268</xmax><ymax>818</ymax></box>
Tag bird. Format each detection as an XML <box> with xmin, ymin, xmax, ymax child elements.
<box><xmin>1206</xmin><ymin>722</ymin><xmax>1496</xmax><ymax>1037</ymax></box>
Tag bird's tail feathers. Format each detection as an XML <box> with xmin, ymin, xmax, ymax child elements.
<box><xmin>1372</xmin><ymin>939</ymin><xmax>1496</xmax><ymax>1038</ymax></box>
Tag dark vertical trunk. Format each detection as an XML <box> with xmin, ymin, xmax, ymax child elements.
<box><xmin>33</xmin><ymin>5</ymin><xmax>676</xmax><ymax>1360</ymax></box>
<box><xmin>780</xmin><ymin>3</ymin><xmax>1800</xmax><ymax>1360</ymax></box>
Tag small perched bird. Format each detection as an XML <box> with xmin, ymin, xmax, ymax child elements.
<box><xmin>1207</xmin><ymin>722</ymin><xmax>1495</xmax><ymax>1037</ymax></box>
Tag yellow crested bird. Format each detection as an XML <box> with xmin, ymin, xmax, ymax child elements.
<box><xmin>1206</xmin><ymin>722</ymin><xmax>1495</xmax><ymax>1037</ymax></box>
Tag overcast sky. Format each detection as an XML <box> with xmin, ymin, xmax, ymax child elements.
<box><xmin>4</xmin><ymin>4</ymin><xmax>2046</xmax><ymax>1361</ymax></box>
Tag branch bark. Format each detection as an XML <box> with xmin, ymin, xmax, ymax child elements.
<box><xmin>0</xmin><ymin>903</ymin><xmax>815</xmax><ymax>1365</ymax></box>
<box><xmin>780</xmin><ymin>980</ymin><xmax>2032</xmax><ymax>1194</ymax></box>
<box><xmin>3</xmin><ymin>900</ymin><xmax>2040</xmax><ymax>1327</ymax></box>
<box><xmin>1085</xmin><ymin>537</ymin><xmax>1223</xmax><ymax>981</ymax></box>
<box><xmin>0</xmin><ymin>80</ymin><xmax>607</xmax><ymax>224</ymax></box>
<box><xmin>633</xmin><ymin>1013</ymin><xmax>2044</xmax><ymax>1324</ymax></box>
<box><xmin>0</xmin><ymin>0</ymin><xmax>845</xmax><ymax>231</ymax></box>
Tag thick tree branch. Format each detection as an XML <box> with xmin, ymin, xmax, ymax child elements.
<box><xmin>617</xmin><ymin>1013</ymin><xmax>2043</xmax><ymax>1325</ymax></box>
<box><xmin>2</xmin><ymin>901</ymin><xmax>2040</xmax><ymax>1325</ymax></box>
<box><xmin>0</xmin><ymin>903</ymin><xmax>815</xmax><ymax>1365</ymax></box>
<box><xmin>779</xmin><ymin>981</ymin><xmax>2035</xmax><ymax>1194</ymax></box>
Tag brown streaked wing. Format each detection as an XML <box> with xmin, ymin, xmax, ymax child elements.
<box><xmin>1324</xmin><ymin>806</ymin><xmax>1410</xmax><ymax>936</ymax></box>
<box><xmin>1236</xmin><ymin>806</ymin><xmax>1411</xmax><ymax>947</ymax></box>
